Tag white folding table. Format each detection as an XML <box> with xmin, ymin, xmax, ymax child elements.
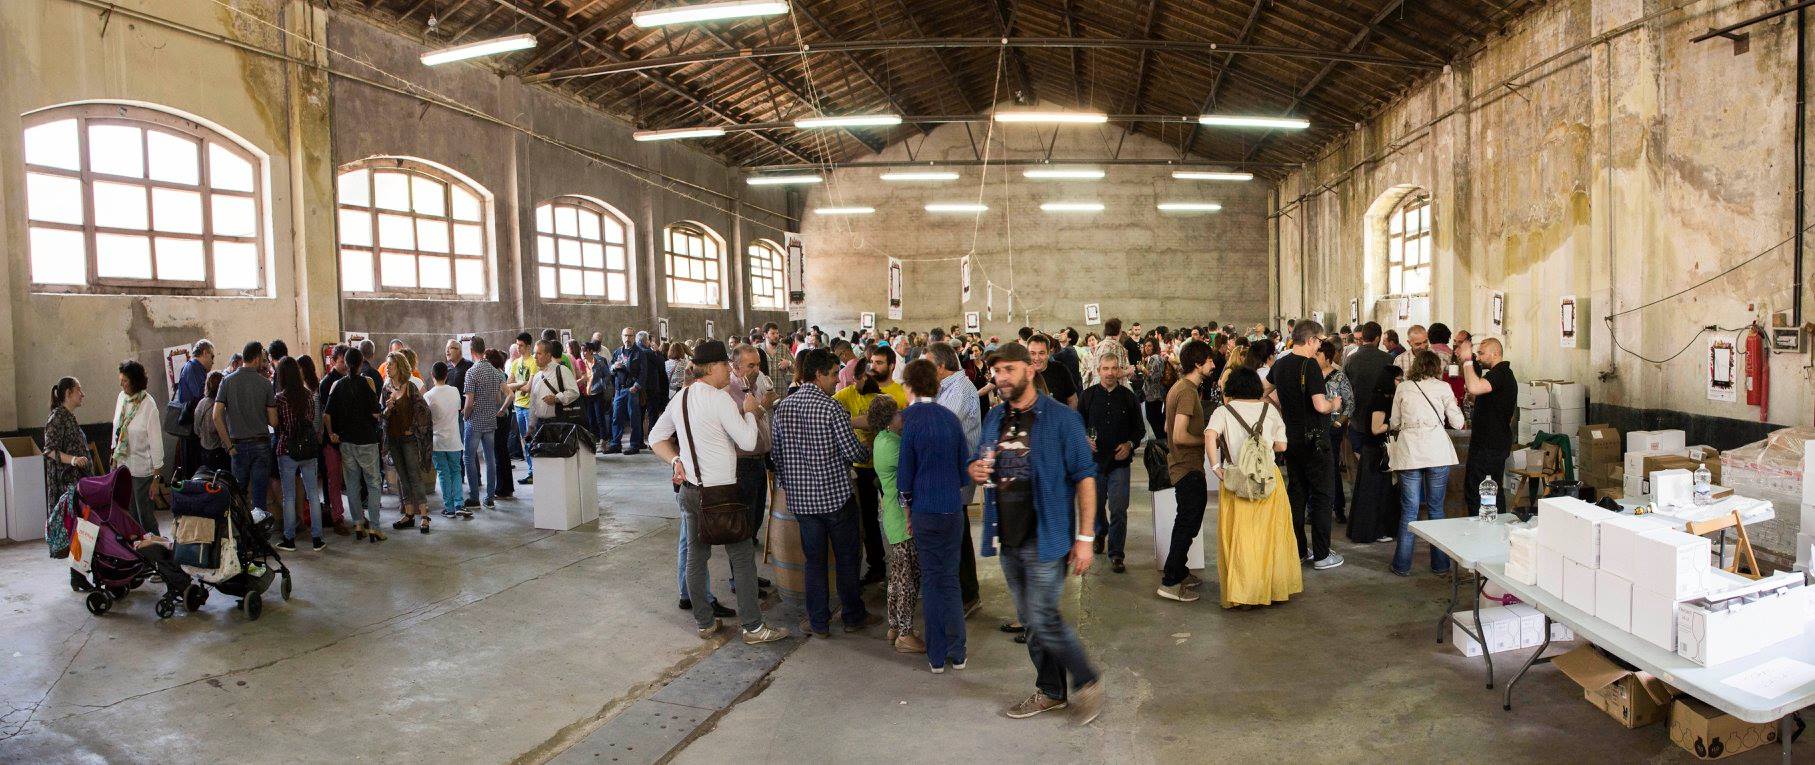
<box><xmin>1408</xmin><ymin>515</ymin><xmax>1518</xmax><ymax>690</ymax></box>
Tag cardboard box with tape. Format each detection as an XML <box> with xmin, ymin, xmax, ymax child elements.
<box><xmin>1669</xmin><ymin>698</ymin><xmax>1780</xmax><ymax>760</ymax></box>
<box><xmin>1554</xmin><ymin>645</ymin><xmax>1676</xmax><ymax>729</ymax></box>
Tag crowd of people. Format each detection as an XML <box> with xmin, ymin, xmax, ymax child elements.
<box><xmin>44</xmin><ymin>312</ymin><xmax>1517</xmax><ymax>728</ymax></box>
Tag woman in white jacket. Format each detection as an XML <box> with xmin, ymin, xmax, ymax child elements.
<box><xmin>111</xmin><ymin>360</ymin><xmax>165</xmax><ymax>534</ymax></box>
<box><xmin>1386</xmin><ymin>350</ymin><xmax>1464</xmax><ymax>577</ymax></box>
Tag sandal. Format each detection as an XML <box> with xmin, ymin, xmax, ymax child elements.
<box><xmin>419</xmin><ymin>516</ymin><xmax>431</xmax><ymax>534</ymax></box>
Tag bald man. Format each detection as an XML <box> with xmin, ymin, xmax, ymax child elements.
<box><xmin>1393</xmin><ymin>325</ymin><xmax>1429</xmax><ymax>373</ymax></box>
<box><xmin>1457</xmin><ymin>336</ymin><xmax>1516</xmax><ymax>515</ymax></box>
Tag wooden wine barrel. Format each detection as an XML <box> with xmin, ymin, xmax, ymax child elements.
<box><xmin>762</xmin><ymin>482</ymin><xmax>839</xmax><ymax>606</ymax></box>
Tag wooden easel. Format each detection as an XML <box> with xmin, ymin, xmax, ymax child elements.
<box><xmin>1684</xmin><ymin>510</ymin><xmax>1761</xmax><ymax>580</ymax></box>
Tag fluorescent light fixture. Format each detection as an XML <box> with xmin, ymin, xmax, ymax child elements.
<box><xmin>1197</xmin><ymin>114</ymin><xmax>1310</xmax><ymax>130</ymax></box>
<box><xmin>925</xmin><ymin>202</ymin><xmax>989</xmax><ymax>213</ymax></box>
<box><xmin>1040</xmin><ymin>202</ymin><xmax>1104</xmax><ymax>213</ymax></box>
<box><xmin>1024</xmin><ymin>168</ymin><xmax>1105</xmax><ymax>180</ymax></box>
<box><xmin>880</xmin><ymin>171</ymin><xmax>959</xmax><ymax>181</ymax></box>
<box><xmin>632</xmin><ymin>0</ymin><xmax>790</xmax><ymax>27</ymax></box>
<box><xmin>421</xmin><ymin>33</ymin><xmax>538</xmax><ymax>66</ymax></box>
<box><xmin>795</xmin><ymin>114</ymin><xmax>902</xmax><ymax>129</ymax></box>
<box><xmin>1158</xmin><ymin>202</ymin><xmax>1223</xmax><ymax>212</ymax></box>
<box><xmin>633</xmin><ymin>126</ymin><xmax>727</xmax><ymax>142</ymax></box>
<box><xmin>746</xmin><ymin>174</ymin><xmax>822</xmax><ymax>186</ymax></box>
<box><xmin>1172</xmin><ymin>171</ymin><xmax>1254</xmax><ymax>182</ymax></box>
<box><xmin>814</xmin><ymin>206</ymin><xmax>875</xmax><ymax>215</ymax></box>
<box><xmin>993</xmin><ymin>111</ymin><xmax>1109</xmax><ymax>124</ymax></box>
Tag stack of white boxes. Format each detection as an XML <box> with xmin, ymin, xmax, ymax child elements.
<box><xmin>1800</xmin><ymin>446</ymin><xmax>1815</xmax><ymax>571</ymax></box>
<box><xmin>1623</xmin><ymin>429</ymin><xmax>1687</xmax><ymax>499</ymax></box>
<box><xmin>1505</xmin><ymin>525</ymin><xmax>1538</xmax><ymax>585</ymax></box>
<box><xmin>1536</xmin><ymin>496</ymin><xmax>1619</xmax><ymax>616</ymax></box>
<box><xmin>1677</xmin><ymin>572</ymin><xmax>1814</xmax><ymax>666</ymax></box>
<box><xmin>1516</xmin><ymin>383</ymin><xmax>1553</xmax><ymax>445</ymax></box>
<box><xmin>1600</xmin><ymin>515</ymin><xmax>1708</xmax><ymax>650</ymax></box>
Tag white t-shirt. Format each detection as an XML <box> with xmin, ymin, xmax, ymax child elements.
<box><xmin>1205</xmin><ymin>399</ymin><xmax>1287</xmax><ymax>470</ymax></box>
<box><xmin>423</xmin><ymin>384</ymin><xmax>463</xmax><ymax>452</ymax></box>
<box><xmin>648</xmin><ymin>381</ymin><xmax>757</xmax><ymax>487</ymax></box>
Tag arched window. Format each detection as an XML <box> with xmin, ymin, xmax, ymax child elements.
<box><xmin>21</xmin><ymin>102</ymin><xmax>268</xmax><ymax>294</ymax></box>
<box><xmin>664</xmin><ymin>222</ymin><xmax>724</xmax><ymax>308</ymax></box>
<box><xmin>1387</xmin><ymin>195</ymin><xmax>1432</xmax><ymax>297</ymax></box>
<box><xmin>336</xmin><ymin>157</ymin><xmax>490</xmax><ymax>298</ymax></box>
<box><xmin>748</xmin><ymin>239</ymin><xmax>786</xmax><ymax>310</ymax></box>
<box><xmin>534</xmin><ymin>196</ymin><xmax>634</xmax><ymax>303</ymax></box>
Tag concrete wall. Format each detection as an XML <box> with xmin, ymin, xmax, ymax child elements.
<box><xmin>0</xmin><ymin>0</ymin><xmax>791</xmax><ymax>433</ymax></box>
<box><xmin>1274</xmin><ymin>0</ymin><xmax>1812</xmax><ymax>557</ymax></box>
<box><xmin>800</xmin><ymin>107</ymin><xmax>1272</xmax><ymax>336</ymax></box>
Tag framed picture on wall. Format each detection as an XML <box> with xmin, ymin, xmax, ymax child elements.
<box><xmin>658</xmin><ymin>318</ymin><xmax>670</xmax><ymax>343</ymax></box>
<box><xmin>162</xmin><ymin>346</ymin><xmax>190</xmax><ymax>390</ymax></box>
<box><xmin>705</xmin><ymin>320</ymin><xmax>715</xmax><ymax>340</ymax></box>
<box><xmin>1084</xmin><ymin>303</ymin><xmax>1101</xmax><ymax>325</ymax></box>
<box><xmin>1490</xmin><ymin>291</ymin><xmax>1506</xmax><ymax>334</ymax></box>
<box><xmin>344</xmin><ymin>331</ymin><xmax>369</xmax><ymax>347</ymax></box>
<box><xmin>559</xmin><ymin>329</ymin><xmax>573</xmax><ymax>348</ymax></box>
<box><xmin>1559</xmin><ymin>295</ymin><xmax>1578</xmax><ymax>349</ymax></box>
<box><xmin>860</xmin><ymin>312</ymin><xmax>876</xmax><ymax>330</ymax></box>
<box><xmin>458</xmin><ymin>333</ymin><xmax>476</xmax><ymax>360</ymax></box>
<box><xmin>964</xmin><ymin>311</ymin><xmax>981</xmax><ymax>333</ymax></box>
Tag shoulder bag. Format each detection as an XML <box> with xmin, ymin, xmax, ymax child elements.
<box><xmin>681</xmin><ymin>388</ymin><xmax>752</xmax><ymax>545</ymax></box>
<box><xmin>541</xmin><ymin>366</ymin><xmax>586</xmax><ymax>424</ymax></box>
<box><xmin>1298</xmin><ymin>358</ymin><xmax>1332</xmax><ymax>454</ymax></box>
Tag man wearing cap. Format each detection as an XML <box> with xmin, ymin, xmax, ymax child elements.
<box><xmin>650</xmin><ymin>341</ymin><xmax>789</xmax><ymax>645</ymax></box>
<box><xmin>970</xmin><ymin>342</ymin><xmax>1106</xmax><ymax>726</ymax></box>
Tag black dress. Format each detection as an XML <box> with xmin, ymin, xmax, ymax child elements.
<box><xmin>1346</xmin><ymin>377</ymin><xmax>1401</xmax><ymax>543</ymax></box>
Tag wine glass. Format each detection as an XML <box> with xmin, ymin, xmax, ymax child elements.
<box><xmin>980</xmin><ymin>446</ymin><xmax>998</xmax><ymax>488</ymax></box>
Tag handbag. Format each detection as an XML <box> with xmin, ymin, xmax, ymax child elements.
<box><xmin>680</xmin><ymin>388</ymin><xmax>752</xmax><ymax>546</ymax></box>
<box><xmin>541</xmin><ymin>366</ymin><xmax>585</xmax><ymax>424</ymax></box>
<box><xmin>164</xmin><ymin>398</ymin><xmax>194</xmax><ymax>438</ymax></box>
<box><xmin>1298</xmin><ymin>359</ymin><xmax>1331</xmax><ymax>454</ymax></box>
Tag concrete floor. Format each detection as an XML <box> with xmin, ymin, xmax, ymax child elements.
<box><xmin>0</xmin><ymin>456</ymin><xmax>1790</xmax><ymax>763</ymax></box>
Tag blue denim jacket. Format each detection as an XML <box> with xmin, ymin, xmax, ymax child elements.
<box><xmin>979</xmin><ymin>393</ymin><xmax>1095</xmax><ymax>562</ymax></box>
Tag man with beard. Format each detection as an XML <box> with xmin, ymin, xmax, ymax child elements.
<box><xmin>834</xmin><ymin>345</ymin><xmax>909</xmax><ymax>585</ymax></box>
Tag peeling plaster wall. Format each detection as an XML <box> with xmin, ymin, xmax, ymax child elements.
<box><xmin>800</xmin><ymin>107</ymin><xmax>1272</xmax><ymax>336</ymax></box>
<box><xmin>1275</xmin><ymin>0</ymin><xmax>1813</xmax><ymax>558</ymax></box>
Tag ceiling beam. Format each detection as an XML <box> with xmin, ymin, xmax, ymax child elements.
<box><xmin>991</xmin><ymin>0</ymin><xmax>1038</xmax><ymax>104</ymax></box>
<box><xmin>789</xmin><ymin>1</ymin><xmax>930</xmax><ymax>140</ymax></box>
<box><xmin>514</xmin><ymin>0</ymin><xmax>640</xmax><ymax>74</ymax></box>
<box><xmin>750</xmin><ymin>157</ymin><xmax>1289</xmax><ymax>171</ymax></box>
<box><xmin>1293</xmin><ymin>0</ymin><xmax>1448</xmax><ymax>63</ymax></box>
<box><xmin>696</xmin><ymin>26</ymin><xmax>887</xmax><ymax>153</ymax></box>
<box><xmin>1243</xmin><ymin>0</ymin><xmax>1411</xmax><ymax>163</ymax></box>
<box><xmin>1180</xmin><ymin>0</ymin><xmax>1269</xmax><ymax>159</ymax></box>
<box><xmin>481</xmin><ymin>0</ymin><xmax>819</xmax><ymax>165</ymax></box>
<box><xmin>523</xmin><ymin>36</ymin><xmax>1442</xmax><ymax>84</ymax></box>
<box><xmin>885</xmin><ymin>0</ymin><xmax>982</xmax><ymax>114</ymax></box>
<box><xmin>1061</xmin><ymin>0</ymin><xmax>1085</xmax><ymax>106</ymax></box>
<box><xmin>1122</xmin><ymin>0</ymin><xmax>1162</xmax><ymax>119</ymax></box>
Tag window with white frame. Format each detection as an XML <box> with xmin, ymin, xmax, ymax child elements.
<box><xmin>664</xmin><ymin>222</ymin><xmax>724</xmax><ymax>308</ymax></box>
<box><xmin>748</xmin><ymin>239</ymin><xmax>786</xmax><ymax>310</ymax></box>
<box><xmin>1387</xmin><ymin>195</ymin><xmax>1432</xmax><ymax>297</ymax></box>
<box><xmin>21</xmin><ymin>103</ymin><xmax>266</xmax><ymax>294</ymax></box>
<box><xmin>535</xmin><ymin>196</ymin><xmax>633</xmax><ymax>303</ymax></box>
<box><xmin>336</xmin><ymin>158</ymin><xmax>489</xmax><ymax>298</ymax></box>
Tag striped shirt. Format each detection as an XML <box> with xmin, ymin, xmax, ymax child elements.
<box><xmin>770</xmin><ymin>384</ymin><xmax>868</xmax><ymax>515</ymax></box>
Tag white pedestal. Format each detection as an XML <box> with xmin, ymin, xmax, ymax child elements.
<box><xmin>1151</xmin><ymin>487</ymin><xmax>1209</xmax><ymax>571</ymax></box>
<box><xmin>2</xmin><ymin>436</ymin><xmax>47</xmax><ymax>541</ymax></box>
<box><xmin>533</xmin><ymin>451</ymin><xmax>598</xmax><ymax>530</ymax></box>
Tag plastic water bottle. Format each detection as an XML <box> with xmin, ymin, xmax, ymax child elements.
<box><xmin>1693</xmin><ymin>463</ymin><xmax>1712</xmax><ymax>505</ymax></box>
<box><xmin>1478</xmin><ymin>475</ymin><xmax>1498</xmax><ymax>524</ymax></box>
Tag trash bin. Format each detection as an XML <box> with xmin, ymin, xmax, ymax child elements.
<box><xmin>529</xmin><ymin>422</ymin><xmax>597</xmax><ymax>530</ymax></box>
<box><xmin>2</xmin><ymin>436</ymin><xmax>47</xmax><ymax>541</ymax></box>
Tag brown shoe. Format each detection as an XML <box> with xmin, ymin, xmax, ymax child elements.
<box><xmin>797</xmin><ymin>618</ymin><xmax>829</xmax><ymax>639</ymax></box>
<box><xmin>1182</xmin><ymin>573</ymin><xmax>1204</xmax><ymax>589</ymax></box>
<box><xmin>843</xmin><ymin>612</ymin><xmax>883</xmax><ymax>633</ymax></box>
<box><xmin>1070</xmin><ymin>680</ymin><xmax>1105</xmax><ymax>726</ymax></box>
<box><xmin>1003</xmin><ymin>692</ymin><xmax>1068</xmax><ymax>719</ymax></box>
<box><xmin>893</xmin><ymin>633</ymin><xmax>927</xmax><ymax>654</ymax></box>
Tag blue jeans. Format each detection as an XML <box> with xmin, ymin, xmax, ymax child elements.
<box><xmin>432</xmin><ymin>451</ymin><xmax>464</xmax><ymax>513</ymax></box>
<box><xmin>340</xmin><ymin>442</ymin><xmax>382</xmax><ymax>527</ymax></box>
<box><xmin>913</xmin><ymin>510</ymin><xmax>967</xmax><ymax>668</ymax></box>
<box><xmin>610</xmin><ymin>389</ymin><xmax>643</xmax><ymax>451</ymax></box>
<box><xmin>1393</xmin><ymin>466</ymin><xmax>1454</xmax><ymax>574</ymax></box>
<box><xmin>673</xmin><ymin>504</ymin><xmax>717</xmax><ymax>605</ymax></box>
<box><xmin>796</xmin><ymin>497</ymin><xmax>869</xmax><ymax>632</ymax></box>
<box><xmin>276</xmin><ymin>454</ymin><xmax>321</xmax><ymax>541</ymax></box>
<box><xmin>230</xmin><ymin>438</ymin><xmax>274</xmax><ymax>510</ymax></box>
<box><xmin>587</xmin><ymin>392</ymin><xmax>611</xmax><ymax>440</ymax></box>
<box><xmin>514</xmin><ymin>407</ymin><xmax>534</xmax><ymax>473</ymax></box>
<box><xmin>1000</xmin><ymin>542</ymin><xmax>1099</xmax><ymax>700</ymax></box>
<box><xmin>464</xmin><ymin>427</ymin><xmax>498</xmax><ymax>503</ymax></box>
<box><xmin>1092</xmin><ymin>464</ymin><xmax>1131</xmax><ymax>560</ymax></box>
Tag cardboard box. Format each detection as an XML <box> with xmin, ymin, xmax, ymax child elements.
<box><xmin>1450</xmin><ymin>609</ymin><xmax>1523</xmax><ymax>657</ymax></box>
<box><xmin>1669</xmin><ymin>698</ymin><xmax>1781</xmax><ymax>760</ymax></box>
<box><xmin>1552</xmin><ymin>621</ymin><xmax>1576</xmax><ymax>642</ymax></box>
<box><xmin>1545</xmin><ymin>381</ymin><xmax>1588</xmax><ymax>410</ymax></box>
<box><xmin>1503</xmin><ymin>603</ymin><xmax>1548</xmax><ymax>647</ymax></box>
<box><xmin>1518</xmin><ymin>407</ymin><xmax>1555</xmax><ymax>428</ymax></box>
<box><xmin>1684</xmin><ymin>444</ymin><xmax>1721</xmax><ymax>462</ymax></box>
<box><xmin>1538</xmin><ymin>544</ymin><xmax>1566</xmax><ymax>596</ymax></box>
<box><xmin>1676</xmin><ymin>576</ymin><xmax>1813</xmax><ymax>666</ymax></box>
<box><xmin>1627</xmin><ymin>429</ymin><xmax>1688</xmax><ymax>455</ymax></box>
<box><xmin>1632</xmin><ymin>528</ymin><xmax>1712</xmax><ymax>601</ymax></box>
<box><xmin>1547</xmin><ymin>497</ymin><xmax>1617</xmax><ymax>567</ymax></box>
<box><xmin>1651</xmin><ymin>468</ymin><xmax>1694</xmax><ymax>510</ymax></box>
<box><xmin>1564</xmin><ymin>557</ymin><xmax>1597</xmax><ymax>613</ymax></box>
<box><xmin>1554</xmin><ymin>645</ymin><xmax>1674</xmax><ymax>729</ymax></box>
<box><xmin>1599</xmin><ymin>514</ymin><xmax>1678</xmax><ymax>582</ymax></box>
<box><xmin>1630</xmin><ymin>586</ymin><xmax>1682</xmax><ymax>651</ymax></box>
<box><xmin>1555</xmin><ymin>407</ymin><xmax>1587</xmax><ymax>431</ymax></box>
<box><xmin>1516</xmin><ymin>382</ymin><xmax>1551</xmax><ymax>409</ymax></box>
<box><xmin>1594</xmin><ymin>569</ymin><xmax>1635</xmax><ymax>631</ymax></box>
<box><xmin>1643</xmin><ymin>454</ymin><xmax>1719</xmax><ymax>487</ymax></box>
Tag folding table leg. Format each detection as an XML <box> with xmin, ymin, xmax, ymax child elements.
<box><xmin>1472</xmin><ymin>573</ymin><xmax>1494</xmax><ymax>689</ymax></box>
<box><xmin>1504</xmin><ymin>615</ymin><xmax>1553</xmax><ymax>711</ymax></box>
<box><xmin>1436</xmin><ymin>569</ymin><xmax>1462</xmax><ymax>644</ymax></box>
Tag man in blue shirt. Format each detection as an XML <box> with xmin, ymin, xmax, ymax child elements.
<box><xmin>970</xmin><ymin>342</ymin><xmax>1105</xmax><ymax>726</ymax></box>
<box><xmin>173</xmin><ymin>339</ymin><xmax>214</xmax><ymax>480</ymax></box>
<box><xmin>605</xmin><ymin>327</ymin><xmax>643</xmax><ymax>455</ymax></box>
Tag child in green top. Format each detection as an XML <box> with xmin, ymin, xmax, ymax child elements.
<box><xmin>871</xmin><ymin>395</ymin><xmax>924</xmax><ymax>655</ymax></box>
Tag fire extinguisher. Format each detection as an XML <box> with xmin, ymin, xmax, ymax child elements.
<box><xmin>1744</xmin><ymin>324</ymin><xmax>1768</xmax><ymax>421</ymax></box>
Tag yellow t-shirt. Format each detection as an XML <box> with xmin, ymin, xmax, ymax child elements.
<box><xmin>833</xmin><ymin>381</ymin><xmax>908</xmax><ymax>468</ymax></box>
<box><xmin>507</xmin><ymin>356</ymin><xmax>539</xmax><ymax>408</ymax></box>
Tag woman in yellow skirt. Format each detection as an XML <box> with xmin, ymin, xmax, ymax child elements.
<box><xmin>1205</xmin><ymin>368</ymin><xmax>1303</xmax><ymax>608</ymax></box>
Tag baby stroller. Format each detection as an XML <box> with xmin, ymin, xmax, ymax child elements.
<box><xmin>63</xmin><ymin>468</ymin><xmax>191</xmax><ymax>617</ymax></box>
<box><xmin>171</xmin><ymin>468</ymin><xmax>292</xmax><ymax>620</ymax></box>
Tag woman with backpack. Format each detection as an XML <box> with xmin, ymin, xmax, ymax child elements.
<box><xmin>1204</xmin><ymin>367</ymin><xmax>1301</xmax><ymax>609</ymax></box>
<box><xmin>273</xmin><ymin>357</ymin><xmax>326</xmax><ymax>551</ymax></box>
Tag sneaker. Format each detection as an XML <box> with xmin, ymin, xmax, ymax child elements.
<box><xmin>1156</xmin><ymin>583</ymin><xmax>1200</xmax><ymax>602</ymax></box>
<box><xmin>392</xmin><ymin>517</ymin><xmax>414</xmax><ymax>530</ymax></box>
<box><xmin>843</xmin><ymin>612</ymin><xmax>883</xmax><ymax>633</ymax></box>
<box><xmin>518</xmin><ymin>475</ymin><xmax>534</xmax><ymax>485</ymax></box>
<box><xmin>483</xmin><ymin>500</ymin><xmax>496</xmax><ymax>509</ymax></box>
<box><xmin>1070</xmin><ymin>680</ymin><xmax>1105</xmax><ymax>726</ymax></box>
<box><xmin>312</xmin><ymin>538</ymin><xmax>326</xmax><ymax>551</ymax></box>
<box><xmin>1376</xmin><ymin>536</ymin><xmax>1395</xmax><ymax>543</ymax></box>
<box><xmin>893</xmin><ymin>633</ymin><xmax>927</xmax><ymax>653</ymax></box>
<box><xmin>678</xmin><ymin>598</ymin><xmax>692</xmax><ymax>611</ymax></box>
<box><xmin>952</xmin><ymin>660</ymin><xmax>967</xmax><ymax>670</ymax></box>
<box><xmin>458</xmin><ymin>509</ymin><xmax>474</xmax><ymax>519</ymax></box>
<box><xmin>697</xmin><ymin>619</ymin><xmax>720</xmax><ymax>639</ymax></box>
<box><xmin>1389</xmin><ymin>567</ymin><xmax>1412</xmax><ymax>577</ymax></box>
<box><xmin>276</xmin><ymin>538</ymin><xmax>297</xmax><ymax>551</ymax></box>
<box><xmin>710</xmin><ymin>601</ymin><xmax>736</xmax><ymax>618</ymax></box>
<box><xmin>1312</xmin><ymin>553</ymin><xmax>1346</xmax><ymax>570</ymax></box>
<box><xmin>599</xmin><ymin>445</ymin><xmax>621</xmax><ymax>455</ymax></box>
<box><xmin>929</xmin><ymin>665</ymin><xmax>946</xmax><ymax>674</ymax></box>
<box><xmin>797</xmin><ymin>618</ymin><xmax>830</xmax><ymax>638</ymax></box>
<box><xmin>742</xmin><ymin>624</ymin><xmax>790</xmax><ymax>645</ymax></box>
<box><xmin>1111</xmin><ymin>558</ymin><xmax>1126</xmax><ymax>574</ymax></box>
<box><xmin>1004</xmin><ymin>693</ymin><xmax>1068</xmax><ymax>719</ymax></box>
<box><xmin>1182</xmin><ymin>573</ymin><xmax>1204</xmax><ymax>589</ymax></box>
<box><xmin>623</xmin><ymin>448</ymin><xmax>641</xmax><ymax>456</ymax></box>
<box><xmin>462</xmin><ymin>497</ymin><xmax>480</xmax><ymax>508</ymax></box>
<box><xmin>441</xmin><ymin>510</ymin><xmax>457</xmax><ymax>518</ymax></box>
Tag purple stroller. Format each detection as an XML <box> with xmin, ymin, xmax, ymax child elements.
<box><xmin>66</xmin><ymin>468</ymin><xmax>189</xmax><ymax>617</ymax></box>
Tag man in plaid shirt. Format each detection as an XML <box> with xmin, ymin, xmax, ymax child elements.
<box><xmin>771</xmin><ymin>348</ymin><xmax>879</xmax><ymax>637</ymax></box>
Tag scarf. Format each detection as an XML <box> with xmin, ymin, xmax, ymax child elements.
<box><xmin>112</xmin><ymin>391</ymin><xmax>147</xmax><ymax>467</ymax></box>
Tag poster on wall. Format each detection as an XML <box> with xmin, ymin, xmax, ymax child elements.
<box><xmin>1084</xmin><ymin>303</ymin><xmax>1101</xmax><ymax>326</ymax></box>
<box><xmin>860</xmin><ymin>312</ymin><xmax>877</xmax><ymax>331</ymax></box>
<box><xmin>965</xmin><ymin>312</ymin><xmax>981</xmax><ymax>333</ymax></box>
<box><xmin>1707</xmin><ymin>335</ymin><xmax>1737</xmax><ymax>402</ymax></box>
<box><xmin>887</xmin><ymin>257</ymin><xmax>904</xmax><ymax>321</ymax></box>
<box><xmin>705</xmin><ymin>320</ymin><xmax>715</xmax><ymax>340</ymax></box>
<box><xmin>961</xmin><ymin>255</ymin><xmax>972</xmax><ymax>304</ymax></box>
<box><xmin>559</xmin><ymin>329</ymin><xmax>573</xmax><ymax>349</ymax></box>
<box><xmin>344</xmin><ymin>331</ymin><xmax>370</xmax><ymax>347</ymax></box>
<box><xmin>657</xmin><ymin>318</ymin><xmax>670</xmax><ymax>342</ymax></box>
<box><xmin>986</xmin><ymin>283</ymin><xmax>994</xmax><ymax>321</ymax></box>
<box><xmin>457</xmin><ymin>333</ymin><xmax>476</xmax><ymax>360</ymax></box>
<box><xmin>1348</xmin><ymin>299</ymin><xmax>1360</xmax><ymax>326</ymax></box>
<box><xmin>1490</xmin><ymin>290</ymin><xmax>1506</xmax><ymax>335</ymax></box>
<box><xmin>1559</xmin><ymin>295</ymin><xmax>1578</xmax><ymax>349</ymax></box>
<box><xmin>162</xmin><ymin>345</ymin><xmax>191</xmax><ymax>390</ymax></box>
<box><xmin>1311</xmin><ymin>310</ymin><xmax>1326</xmax><ymax>327</ymax></box>
<box><xmin>785</xmin><ymin>232</ymin><xmax>807</xmax><ymax>321</ymax></box>
<box><xmin>1395</xmin><ymin>299</ymin><xmax>1410</xmax><ymax>322</ymax></box>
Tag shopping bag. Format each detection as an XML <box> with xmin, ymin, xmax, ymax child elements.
<box><xmin>71</xmin><ymin>517</ymin><xmax>100</xmax><ymax>574</ymax></box>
